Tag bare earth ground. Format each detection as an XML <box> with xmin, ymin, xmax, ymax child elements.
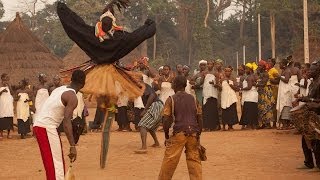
<box><xmin>1</xmin><ymin>108</ymin><xmax>320</xmax><ymax>180</ymax></box>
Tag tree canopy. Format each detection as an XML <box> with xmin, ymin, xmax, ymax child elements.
<box><xmin>4</xmin><ymin>0</ymin><xmax>320</xmax><ymax>68</ymax></box>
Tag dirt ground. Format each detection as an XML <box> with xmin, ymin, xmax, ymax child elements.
<box><xmin>1</xmin><ymin>108</ymin><xmax>320</xmax><ymax>180</ymax></box>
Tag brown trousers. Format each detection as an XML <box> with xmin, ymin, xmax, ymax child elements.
<box><xmin>158</xmin><ymin>132</ymin><xmax>202</xmax><ymax>180</ymax></box>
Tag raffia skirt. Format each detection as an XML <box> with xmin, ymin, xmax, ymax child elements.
<box><xmin>81</xmin><ymin>64</ymin><xmax>145</xmax><ymax>104</ymax></box>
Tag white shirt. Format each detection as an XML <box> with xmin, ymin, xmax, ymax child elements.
<box><xmin>33</xmin><ymin>86</ymin><xmax>76</xmax><ymax>129</ymax></box>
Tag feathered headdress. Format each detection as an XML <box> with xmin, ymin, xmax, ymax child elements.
<box><xmin>103</xmin><ymin>0</ymin><xmax>130</xmax><ymax>15</ymax></box>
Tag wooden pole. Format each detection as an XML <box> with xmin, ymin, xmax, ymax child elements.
<box><xmin>243</xmin><ymin>45</ymin><xmax>246</xmax><ymax>65</ymax></box>
<box><xmin>236</xmin><ymin>51</ymin><xmax>239</xmax><ymax>74</ymax></box>
<box><xmin>270</xmin><ymin>12</ymin><xmax>276</xmax><ymax>58</ymax></box>
<box><xmin>258</xmin><ymin>13</ymin><xmax>262</xmax><ymax>61</ymax></box>
<box><xmin>153</xmin><ymin>34</ymin><xmax>156</xmax><ymax>61</ymax></box>
<box><xmin>303</xmin><ymin>0</ymin><xmax>310</xmax><ymax>63</ymax></box>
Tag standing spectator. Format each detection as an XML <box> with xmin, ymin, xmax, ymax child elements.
<box><xmin>257</xmin><ymin>60</ymin><xmax>275</xmax><ymax>129</ymax></box>
<box><xmin>33</xmin><ymin>74</ymin><xmax>50</xmax><ymax>120</ymax></box>
<box><xmin>175</xmin><ymin>64</ymin><xmax>183</xmax><ymax>76</ymax></box>
<box><xmin>219</xmin><ymin>67</ymin><xmax>239</xmax><ymax>130</ymax></box>
<box><xmin>202</xmin><ymin>60</ymin><xmax>220</xmax><ymax>131</ymax></box>
<box><xmin>16</xmin><ymin>79</ymin><xmax>32</xmax><ymax>139</ymax></box>
<box><xmin>158</xmin><ymin>65</ymin><xmax>175</xmax><ymax>104</ymax></box>
<box><xmin>276</xmin><ymin>58</ymin><xmax>292</xmax><ymax>130</ymax></box>
<box><xmin>183</xmin><ymin>65</ymin><xmax>196</xmax><ymax>98</ymax></box>
<box><xmin>267</xmin><ymin>58</ymin><xmax>280</xmax><ymax>128</ymax></box>
<box><xmin>239</xmin><ymin>63</ymin><xmax>259</xmax><ymax>130</ymax></box>
<box><xmin>116</xmin><ymin>94</ymin><xmax>130</xmax><ymax>131</ymax></box>
<box><xmin>192</xmin><ymin>60</ymin><xmax>207</xmax><ymax>105</ymax></box>
<box><xmin>0</xmin><ymin>74</ymin><xmax>14</xmax><ymax>139</ymax></box>
<box><xmin>49</xmin><ymin>75</ymin><xmax>62</xmax><ymax>94</ymax></box>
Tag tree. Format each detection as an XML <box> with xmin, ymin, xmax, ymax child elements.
<box><xmin>0</xmin><ymin>0</ymin><xmax>4</xmax><ymax>19</ymax></box>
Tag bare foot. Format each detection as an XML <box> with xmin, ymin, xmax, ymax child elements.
<box><xmin>150</xmin><ymin>144</ymin><xmax>160</xmax><ymax>148</ymax></box>
<box><xmin>134</xmin><ymin>149</ymin><xmax>147</xmax><ymax>154</ymax></box>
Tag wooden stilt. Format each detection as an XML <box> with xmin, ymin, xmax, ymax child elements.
<box><xmin>99</xmin><ymin>109</ymin><xmax>115</xmax><ymax>169</ymax></box>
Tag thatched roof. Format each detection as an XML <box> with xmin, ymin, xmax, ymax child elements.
<box><xmin>0</xmin><ymin>13</ymin><xmax>63</xmax><ymax>85</ymax></box>
<box><xmin>293</xmin><ymin>37</ymin><xmax>320</xmax><ymax>63</ymax></box>
<box><xmin>63</xmin><ymin>44</ymin><xmax>90</xmax><ymax>69</ymax></box>
<box><xmin>63</xmin><ymin>44</ymin><xmax>142</xmax><ymax>69</ymax></box>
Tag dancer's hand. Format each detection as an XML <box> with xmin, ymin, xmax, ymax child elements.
<box><xmin>68</xmin><ymin>146</ymin><xmax>77</xmax><ymax>162</ymax></box>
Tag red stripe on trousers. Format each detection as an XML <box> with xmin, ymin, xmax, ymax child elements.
<box><xmin>33</xmin><ymin>126</ymin><xmax>56</xmax><ymax>180</ymax></box>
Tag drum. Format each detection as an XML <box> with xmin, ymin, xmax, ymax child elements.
<box><xmin>290</xmin><ymin>104</ymin><xmax>320</xmax><ymax>140</ymax></box>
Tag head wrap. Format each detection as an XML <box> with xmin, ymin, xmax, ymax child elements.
<box><xmin>38</xmin><ymin>73</ymin><xmax>46</xmax><ymax>79</ymax></box>
<box><xmin>138</xmin><ymin>56</ymin><xmax>149</xmax><ymax>65</ymax></box>
<box><xmin>245</xmin><ymin>62</ymin><xmax>258</xmax><ymax>71</ymax></box>
<box><xmin>158</xmin><ymin>66</ymin><xmax>164</xmax><ymax>71</ymax></box>
<box><xmin>215</xmin><ymin>59</ymin><xmax>224</xmax><ymax>65</ymax></box>
<box><xmin>183</xmin><ymin>65</ymin><xmax>190</xmax><ymax>70</ymax></box>
<box><xmin>258</xmin><ymin>60</ymin><xmax>270</xmax><ymax>70</ymax></box>
<box><xmin>199</xmin><ymin>60</ymin><xmax>207</xmax><ymax>65</ymax></box>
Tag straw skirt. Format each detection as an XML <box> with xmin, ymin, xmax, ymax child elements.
<box><xmin>81</xmin><ymin>64</ymin><xmax>145</xmax><ymax>103</ymax></box>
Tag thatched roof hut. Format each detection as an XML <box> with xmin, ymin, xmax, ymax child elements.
<box><xmin>0</xmin><ymin>13</ymin><xmax>62</xmax><ymax>85</ymax></box>
<box><xmin>63</xmin><ymin>44</ymin><xmax>90</xmax><ymax>69</ymax></box>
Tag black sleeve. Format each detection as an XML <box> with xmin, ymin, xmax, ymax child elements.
<box><xmin>101</xmin><ymin>16</ymin><xmax>113</xmax><ymax>33</ymax></box>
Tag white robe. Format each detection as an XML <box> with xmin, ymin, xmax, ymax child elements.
<box><xmin>276</xmin><ymin>76</ymin><xmax>292</xmax><ymax>114</ymax></box>
<box><xmin>134</xmin><ymin>96</ymin><xmax>145</xmax><ymax>109</ymax></box>
<box><xmin>221</xmin><ymin>80</ymin><xmax>238</xmax><ymax>109</ymax></box>
<box><xmin>202</xmin><ymin>74</ymin><xmax>218</xmax><ymax>105</ymax></box>
<box><xmin>35</xmin><ymin>88</ymin><xmax>49</xmax><ymax>112</ymax></box>
<box><xmin>117</xmin><ymin>94</ymin><xmax>129</xmax><ymax>107</ymax></box>
<box><xmin>185</xmin><ymin>80</ymin><xmax>196</xmax><ymax>99</ymax></box>
<box><xmin>241</xmin><ymin>80</ymin><xmax>258</xmax><ymax>105</ymax></box>
<box><xmin>0</xmin><ymin>86</ymin><xmax>14</xmax><ymax>118</ymax></box>
<box><xmin>142</xmin><ymin>74</ymin><xmax>153</xmax><ymax>87</ymax></box>
<box><xmin>289</xmin><ymin>75</ymin><xmax>299</xmax><ymax>102</ymax></box>
<box><xmin>159</xmin><ymin>82</ymin><xmax>175</xmax><ymax>104</ymax></box>
<box><xmin>17</xmin><ymin>93</ymin><xmax>30</xmax><ymax>122</ymax></box>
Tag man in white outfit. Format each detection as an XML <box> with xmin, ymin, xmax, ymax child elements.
<box><xmin>33</xmin><ymin>70</ymin><xmax>86</xmax><ymax>180</ymax></box>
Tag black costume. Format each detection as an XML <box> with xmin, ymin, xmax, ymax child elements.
<box><xmin>57</xmin><ymin>2</ymin><xmax>156</xmax><ymax>65</ymax></box>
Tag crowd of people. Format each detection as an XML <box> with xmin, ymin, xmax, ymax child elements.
<box><xmin>0</xmin><ymin>55</ymin><xmax>314</xmax><ymax>140</ymax></box>
<box><xmin>0</xmin><ymin>73</ymin><xmax>87</xmax><ymax>140</ymax></box>
<box><xmin>0</xmin><ymin>55</ymin><xmax>319</xmax><ymax>177</ymax></box>
<box><xmin>87</xmin><ymin>56</ymin><xmax>312</xmax><ymax>135</ymax></box>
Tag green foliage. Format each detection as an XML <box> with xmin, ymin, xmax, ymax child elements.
<box><xmin>0</xmin><ymin>0</ymin><xmax>4</xmax><ymax>19</ymax></box>
<box><xmin>17</xmin><ymin>0</ymin><xmax>320</xmax><ymax>66</ymax></box>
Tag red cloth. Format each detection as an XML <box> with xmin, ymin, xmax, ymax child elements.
<box><xmin>34</xmin><ymin>126</ymin><xmax>65</xmax><ymax>180</ymax></box>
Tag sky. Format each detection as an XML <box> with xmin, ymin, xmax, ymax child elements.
<box><xmin>1</xmin><ymin>0</ymin><xmax>238</xmax><ymax>22</ymax></box>
<box><xmin>1</xmin><ymin>0</ymin><xmax>56</xmax><ymax>21</ymax></box>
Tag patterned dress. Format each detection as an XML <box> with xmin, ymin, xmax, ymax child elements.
<box><xmin>258</xmin><ymin>73</ymin><xmax>276</xmax><ymax>125</ymax></box>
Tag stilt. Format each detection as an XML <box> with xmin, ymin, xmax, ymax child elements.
<box><xmin>100</xmin><ymin>109</ymin><xmax>115</xmax><ymax>169</ymax></box>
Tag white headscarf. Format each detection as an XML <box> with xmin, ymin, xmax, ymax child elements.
<box><xmin>198</xmin><ymin>60</ymin><xmax>208</xmax><ymax>65</ymax></box>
